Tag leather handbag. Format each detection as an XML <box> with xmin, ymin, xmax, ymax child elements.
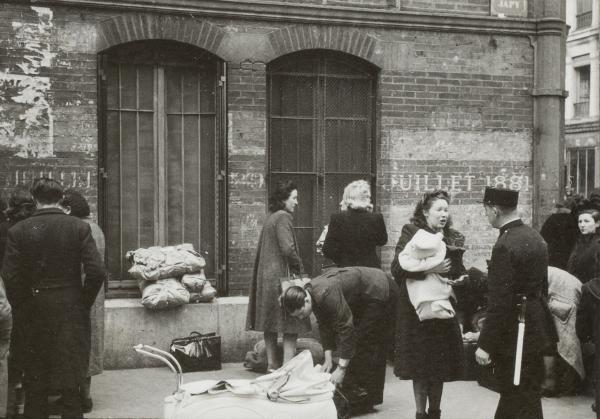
<box><xmin>170</xmin><ymin>331</ymin><xmax>222</xmax><ymax>372</ymax></box>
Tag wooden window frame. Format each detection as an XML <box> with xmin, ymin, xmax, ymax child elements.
<box><xmin>97</xmin><ymin>42</ymin><xmax>228</xmax><ymax>298</ymax></box>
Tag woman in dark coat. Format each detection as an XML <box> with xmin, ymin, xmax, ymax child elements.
<box><xmin>59</xmin><ymin>189</ymin><xmax>105</xmax><ymax>413</ymax></box>
<box><xmin>322</xmin><ymin>180</ymin><xmax>387</xmax><ymax>268</ymax></box>
<box><xmin>540</xmin><ymin>195</ymin><xmax>581</xmax><ymax>270</ymax></box>
<box><xmin>391</xmin><ymin>190</ymin><xmax>466</xmax><ymax>419</ymax></box>
<box><xmin>281</xmin><ymin>266</ymin><xmax>398</xmax><ymax>415</ymax></box>
<box><xmin>567</xmin><ymin>207</ymin><xmax>600</xmax><ymax>284</ymax></box>
<box><xmin>246</xmin><ymin>180</ymin><xmax>311</xmax><ymax>371</ymax></box>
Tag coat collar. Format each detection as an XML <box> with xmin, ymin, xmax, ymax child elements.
<box><xmin>499</xmin><ymin>219</ymin><xmax>523</xmax><ymax>236</ymax></box>
<box><xmin>31</xmin><ymin>208</ymin><xmax>66</xmax><ymax>217</ymax></box>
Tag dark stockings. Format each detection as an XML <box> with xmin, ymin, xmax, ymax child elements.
<box><xmin>413</xmin><ymin>379</ymin><xmax>444</xmax><ymax>414</ymax></box>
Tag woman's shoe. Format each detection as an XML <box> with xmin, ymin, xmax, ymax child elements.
<box><xmin>416</xmin><ymin>413</ymin><xmax>428</xmax><ymax>419</ymax></box>
<box><xmin>427</xmin><ymin>408</ymin><xmax>441</xmax><ymax>419</ymax></box>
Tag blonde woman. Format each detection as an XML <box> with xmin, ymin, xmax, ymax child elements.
<box><xmin>322</xmin><ymin>180</ymin><xmax>387</xmax><ymax>268</ymax></box>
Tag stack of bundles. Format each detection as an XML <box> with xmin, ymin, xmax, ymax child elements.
<box><xmin>126</xmin><ymin>243</ymin><xmax>217</xmax><ymax>310</ymax></box>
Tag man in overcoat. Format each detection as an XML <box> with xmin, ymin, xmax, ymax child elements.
<box><xmin>475</xmin><ymin>186</ymin><xmax>557</xmax><ymax>419</ymax></box>
<box><xmin>1</xmin><ymin>178</ymin><xmax>106</xmax><ymax>419</ymax></box>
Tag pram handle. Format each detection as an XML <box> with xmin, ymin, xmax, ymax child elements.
<box><xmin>134</xmin><ymin>344</ymin><xmax>183</xmax><ymax>393</ymax></box>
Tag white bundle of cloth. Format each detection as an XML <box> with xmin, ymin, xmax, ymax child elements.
<box><xmin>139</xmin><ymin>278</ymin><xmax>190</xmax><ymax>310</ymax></box>
<box><xmin>181</xmin><ymin>350</ymin><xmax>334</xmax><ymax>403</ymax></box>
<box><xmin>127</xmin><ymin>243</ymin><xmax>206</xmax><ymax>282</ymax></box>
<box><xmin>399</xmin><ymin>229</ymin><xmax>456</xmax><ymax>320</ymax></box>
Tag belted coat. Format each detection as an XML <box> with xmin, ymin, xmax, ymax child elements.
<box><xmin>1</xmin><ymin>208</ymin><xmax>106</xmax><ymax>389</ymax></box>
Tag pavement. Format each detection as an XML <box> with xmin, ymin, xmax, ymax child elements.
<box><xmin>80</xmin><ymin>363</ymin><xmax>594</xmax><ymax>419</ymax></box>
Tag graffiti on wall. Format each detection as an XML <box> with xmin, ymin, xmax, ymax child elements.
<box><xmin>229</xmin><ymin>172</ymin><xmax>265</xmax><ymax>189</ymax></box>
<box><xmin>0</xmin><ymin>169</ymin><xmax>93</xmax><ymax>189</ymax></box>
<box><xmin>0</xmin><ymin>7</ymin><xmax>55</xmax><ymax>157</ymax></box>
<box><xmin>384</xmin><ymin>172</ymin><xmax>530</xmax><ymax>193</ymax></box>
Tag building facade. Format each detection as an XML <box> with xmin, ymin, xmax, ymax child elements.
<box><xmin>565</xmin><ymin>0</ymin><xmax>600</xmax><ymax>197</ymax></box>
<box><xmin>1</xmin><ymin>0</ymin><xmax>565</xmax><ymax>300</ymax></box>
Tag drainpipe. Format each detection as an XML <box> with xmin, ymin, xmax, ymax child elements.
<box><xmin>530</xmin><ymin>0</ymin><xmax>568</xmax><ymax>229</ymax></box>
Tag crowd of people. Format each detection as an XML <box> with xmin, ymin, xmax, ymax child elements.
<box><xmin>0</xmin><ymin>176</ymin><xmax>597</xmax><ymax>419</ymax></box>
<box><xmin>247</xmin><ymin>179</ymin><xmax>600</xmax><ymax>419</ymax></box>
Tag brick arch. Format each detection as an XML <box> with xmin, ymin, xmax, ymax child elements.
<box><xmin>267</xmin><ymin>25</ymin><xmax>381</xmax><ymax>68</ymax></box>
<box><xmin>97</xmin><ymin>14</ymin><xmax>226</xmax><ymax>56</ymax></box>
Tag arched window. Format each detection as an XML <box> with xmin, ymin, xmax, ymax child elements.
<box><xmin>268</xmin><ymin>50</ymin><xmax>378</xmax><ymax>275</ymax></box>
<box><xmin>99</xmin><ymin>40</ymin><xmax>226</xmax><ymax>296</ymax></box>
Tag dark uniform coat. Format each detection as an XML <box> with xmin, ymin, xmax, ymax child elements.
<box><xmin>322</xmin><ymin>209</ymin><xmax>388</xmax><ymax>268</ymax></box>
<box><xmin>246</xmin><ymin>210</ymin><xmax>311</xmax><ymax>334</ymax></box>
<box><xmin>1</xmin><ymin>208</ymin><xmax>106</xmax><ymax>392</ymax></box>
<box><xmin>308</xmin><ymin>267</ymin><xmax>397</xmax><ymax>407</ymax></box>
<box><xmin>478</xmin><ymin>219</ymin><xmax>557</xmax><ymax>419</ymax></box>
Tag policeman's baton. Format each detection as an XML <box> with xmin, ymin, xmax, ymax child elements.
<box><xmin>513</xmin><ymin>296</ymin><xmax>527</xmax><ymax>386</ymax></box>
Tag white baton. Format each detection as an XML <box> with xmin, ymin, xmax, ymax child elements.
<box><xmin>513</xmin><ymin>296</ymin><xmax>527</xmax><ymax>386</ymax></box>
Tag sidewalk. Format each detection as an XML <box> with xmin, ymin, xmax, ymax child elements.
<box><xmin>83</xmin><ymin>363</ymin><xmax>594</xmax><ymax>419</ymax></box>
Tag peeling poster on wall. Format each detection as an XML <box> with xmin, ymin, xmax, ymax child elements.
<box><xmin>0</xmin><ymin>6</ymin><xmax>56</xmax><ymax>158</ymax></box>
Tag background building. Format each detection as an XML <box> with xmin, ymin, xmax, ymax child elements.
<box><xmin>565</xmin><ymin>0</ymin><xmax>600</xmax><ymax>197</ymax></box>
<box><xmin>0</xmin><ymin>0</ymin><xmax>566</xmax><ymax>365</ymax></box>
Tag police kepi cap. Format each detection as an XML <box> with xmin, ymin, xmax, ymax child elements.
<box><xmin>480</xmin><ymin>186</ymin><xmax>519</xmax><ymax>207</ymax></box>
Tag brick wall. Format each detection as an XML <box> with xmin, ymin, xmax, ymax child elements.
<box><xmin>1</xmin><ymin>2</ymin><xmax>539</xmax><ymax>295</ymax></box>
<box><xmin>227</xmin><ymin>62</ymin><xmax>268</xmax><ymax>294</ymax></box>
<box><xmin>0</xmin><ymin>4</ymin><xmax>100</xmax><ymax>213</ymax></box>
<box><xmin>378</xmin><ymin>33</ymin><xmax>534</xmax><ymax>272</ymax></box>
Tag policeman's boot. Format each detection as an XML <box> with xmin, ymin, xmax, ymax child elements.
<box><xmin>427</xmin><ymin>408</ymin><xmax>441</xmax><ymax>419</ymax></box>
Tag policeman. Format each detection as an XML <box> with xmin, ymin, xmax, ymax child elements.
<box><xmin>475</xmin><ymin>186</ymin><xmax>557</xmax><ymax>419</ymax></box>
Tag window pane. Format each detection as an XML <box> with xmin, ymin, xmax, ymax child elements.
<box><xmin>270</xmin><ymin>119</ymin><xmax>314</xmax><ymax>172</ymax></box>
<box><xmin>138</xmin><ymin>65</ymin><xmax>154</xmax><ymax>111</ymax></box>
<box><xmin>184</xmin><ymin>114</ymin><xmax>200</xmax><ymax>248</ymax></box>
<box><xmin>325</xmin><ymin>78</ymin><xmax>370</xmax><ymax>117</ymax></box>
<box><xmin>138</xmin><ymin>112</ymin><xmax>155</xmax><ymax>246</ymax></box>
<box><xmin>183</xmin><ymin>69</ymin><xmax>199</xmax><ymax>113</ymax></box>
<box><xmin>106</xmin><ymin>64</ymin><xmax>119</xmax><ymax>109</ymax></box>
<box><xmin>200</xmin><ymin>65</ymin><xmax>217</xmax><ymax>114</ymax></box>
<box><xmin>587</xmin><ymin>149</ymin><xmax>595</xmax><ymax>195</ymax></box>
<box><xmin>325</xmin><ymin>119</ymin><xmax>369</xmax><ymax>173</ymax></box>
<box><xmin>166</xmin><ymin>114</ymin><xmax>183</xmax><ymax>244</ymax></box>
<box><xmin>120</xmin><ymin>65</ymin><xmax>138</xmax><ymax>109</ymax></box>
<box><xmin>578</xmin><ymin>149</ymin><xmax>586</xmax><ymax>194</ymax></box>
<box><xmin>569</xmin><ymin>149</ymin><xmax>578</xmax><ymax>193</ymax></box>
<box><xmin>166</xmin><ymin>69</ymin><xmax>182</xmax><ymax>114</ymax></box>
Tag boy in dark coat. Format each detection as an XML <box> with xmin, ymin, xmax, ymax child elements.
<box><xmin>1</xmin><ymin>178</ymin><xmax>106</xmax><ymax>419</ymax></box>
<box><xmin>475</xmin><ymin>187</ymin><xmax>557</xmax><ymax>419</ymax></box>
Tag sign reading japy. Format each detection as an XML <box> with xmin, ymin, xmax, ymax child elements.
<box><xmin>491</xmin><ymin>0</ymin><xmax>527</xmax><ymax>17</ymax></box>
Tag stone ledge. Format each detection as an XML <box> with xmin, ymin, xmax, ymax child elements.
<box><xmin>104</xmin><ymin>296</ymin><xmax>263</xmax><ymax>370</ymax></box>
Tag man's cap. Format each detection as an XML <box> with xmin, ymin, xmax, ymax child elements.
<box><xmin>480</xmin><ymin>186</ymin><xmax>519</xmax><ymax>207</ymax></box>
